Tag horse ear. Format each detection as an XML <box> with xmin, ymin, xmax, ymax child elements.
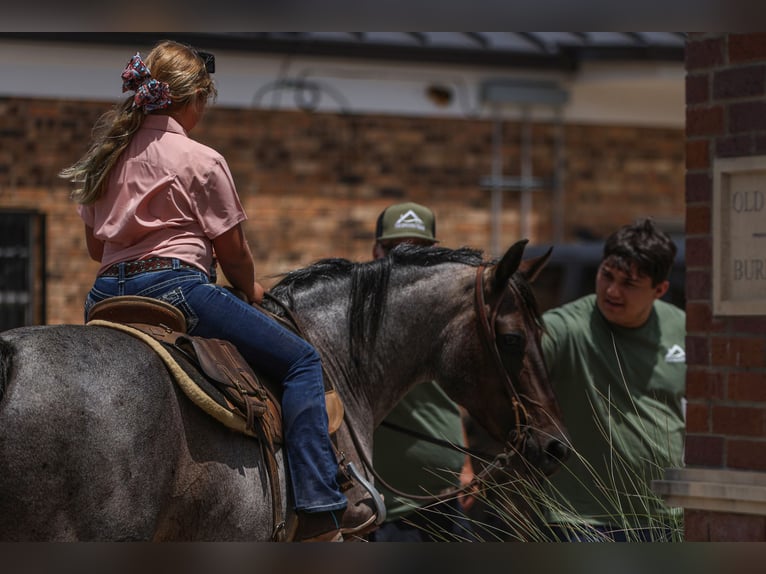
<box><xmin>493</xmin><ymin>239</ymin><xmax>529</xmax><ymax>291</ymax></box>
<box><xmin>518</xmin><ymin>246</ymin><xmax>553</xmax><ymax>283</ymax></box>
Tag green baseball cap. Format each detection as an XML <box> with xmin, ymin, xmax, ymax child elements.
<box><xmin>375</xmin><ymin>202</ymin><xmax>438</xmax><ymax>243</ymax></box>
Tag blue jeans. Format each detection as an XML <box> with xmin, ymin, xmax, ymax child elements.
<box><xmin>85</xmin><ymin>260</ymin><xmax>347</xmax><ymax>514</ymax></box>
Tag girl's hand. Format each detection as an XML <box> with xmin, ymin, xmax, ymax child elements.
<box><xmin>251</xmin><ymin>281</ymin><xmax>265</xmax><ymax>305</ymax></box>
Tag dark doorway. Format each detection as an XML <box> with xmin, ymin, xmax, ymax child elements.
<box><xmin>0</xmin><ymin>210</ymin><xmax>46</xmax><ymax>331</ymax></box>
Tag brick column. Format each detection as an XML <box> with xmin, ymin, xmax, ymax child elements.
<box><xmin>655</xmin><ymin>33</ymin><xmax>766</xmax><ymax>542</ymax></box>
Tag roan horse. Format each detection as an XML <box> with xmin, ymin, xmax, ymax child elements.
<box><xmin>0</xmin><ymin>240</ymin><xmax>567</xmax><ymax>541</ymax></box>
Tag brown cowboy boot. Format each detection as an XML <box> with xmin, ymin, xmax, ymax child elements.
<box><xmin>294</xmin><ymin>510</ymin><xmax>344</xmax><ymax>542</ymax></box>
<box><xmin>340</xmin><ymin>496</ymin><xmax>379</xmax><ymax>539</ymax></box>
<box><xmin>335</xmin><ymin>462</ymin><xmax>384</xmax><ymax>539</ymax></box>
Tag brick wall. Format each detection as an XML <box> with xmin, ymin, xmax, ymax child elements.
<box><xmin>0</xmin><ymin>96</ymin><xmax>684</xmax><ymax>325</ymax></box>
<box><xmin>685</xmin><ymin>33</ymin><xmax>766</xmax><ymax>541</ymax></box>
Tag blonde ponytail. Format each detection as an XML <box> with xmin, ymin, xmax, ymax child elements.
<box><xmin>60</xmin><ymin>40</ymin><xmax>216</xmax><ymax>205</ymax></box>
<box><xmin>60</xmin><ymin>97</ymin><xmax>145</xmax><ymax>204</ymax></box>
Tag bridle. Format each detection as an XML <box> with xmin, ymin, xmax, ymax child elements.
<box><xmin>472</xmin><ymin>263</ymin><xmax>531</xmax><ymax>453</ymax></box>
<box><xmin>343</xmin><ymin>264</ymin><xmax>535</xmax><ymax>504</ymax></box>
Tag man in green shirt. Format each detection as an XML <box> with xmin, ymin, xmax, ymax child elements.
<box><xmin>367</xmin><ymin>202</ymin><xmax>474</xmax><ymax>542</ymax></box>
<box><xmin>541</xmin><ymin>219</ymin><xmax>685</xmax><ymax>541</ymax></box>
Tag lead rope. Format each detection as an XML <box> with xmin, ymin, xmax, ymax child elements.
<box><xmin>342</xmin><ymin>408</ymin><xmax>518</xmax><ymax>504</ymax></box>
<box><xmin>379</xmin><ymin>420</ymin><xmax>497</xmax><ymax>459</ymax></box>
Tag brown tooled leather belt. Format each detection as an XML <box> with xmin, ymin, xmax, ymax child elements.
<box><xmin>99</xmin><ymin>257</ymin><xmax>199</xmax><ymax>278</ymax></box>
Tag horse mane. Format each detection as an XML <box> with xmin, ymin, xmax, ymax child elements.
<box><xmin>268</xmin><ymin>246</ymin><xmax>545</xmax><ymax>355</ymax></box>
<box><xmin>270</xmin><ymin>245</ymin><xmax>486</xmax><ymax>360</ymax></box>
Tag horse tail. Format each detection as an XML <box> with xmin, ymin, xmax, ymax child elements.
<box><xmin>0</xmin><ymin>337</ymin><xmax>13</xmax><ymax>404</ymax></box>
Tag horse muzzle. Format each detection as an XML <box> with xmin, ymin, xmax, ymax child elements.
<box><xmin>508</xmin><ymin>429</ymin><xmax>570</xmax><ymax>477</ymax></box>
<box><xmin>540</xmin><ymin>437</ymin><xmax>570</xmax><ymax>475</ymax></box>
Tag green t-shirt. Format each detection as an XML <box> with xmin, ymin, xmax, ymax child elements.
<box><xmin>373</xmin><ymin>382</ymin><xmax>466</xmax><ymax>521</ymax></box>
<box><xmin>542</xmin><ymin>294</ymin><xmax>686</xmax><ymax>529</ymax></box>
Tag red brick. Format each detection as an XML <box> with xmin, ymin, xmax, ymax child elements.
<box><xmin>686</xmin><ymin>139</ymin><xmax>710</xmax><ymax>170</ymax></box>
<box><xmin>729</xmin><ymin>372</ymin><xmax>766</xmax><ymax>402</ymax></box>
<box><xmin>730</xmin><ymin>101</ymin><xmax>766</xmax><ymax>133</ymax></box>
<box><xmin>686</xmin><ymin>368</ymin><xmax>726</xmax><ymax>399</ymax></box>
<box><xmin>685</xmin><ymin>270</ymin><xmax>711</xmax><ymax>301</ymax></box>
<box><xmin>716</xmin><ymin>134</ymin><xmax>754</xmax><ymax>158</ymax></box>
<box><xmin>685</xmin><ymin>236</ymin><xmax>712</xmax><ymax>267</ymax></box>
<box><xmin>686</xmin><ymin>401</ymin><xmax>710</xmax><ymax>432</ymax></box>
<box><xmin>686</xmin><ymin>204</ymin><xmax>710</xmax><ymax>235</ymax></box>
<box><xmin>729</xmin><ymin>33</ymin><xmax>766</xmax><ymax>63</ymax></box>
<box><xmin>686</xmin><ymin>105</ymin><xmax>726</xmax><ymax>137</ymax></box>
<box><xmin>731</xmin><ymin>316</ymin><xmax>766</xmax><ymax>334</ymax></box>
<box><xmin>686</xmin><ymin>334</ymin><xmax>710</xmax><ymax>365</ymax></box>
<box><xmin>683</xmin><ymin>509</ymin><xmax>710</xmax><ymax>541</ymax></box>
<box><xmin>686</xmin><ymin>37</ymin><xmax>726</xmax><ymax>70</ymax></box>
<box><xmin>686</xmin><ymin>73</ymin><xmax>710</xmax><ymax>105</ymax></box>
<box><xmin>711</xmin><ymin>337</ymin><xmax>766</xmax><ymax>368</ymax></box>
<box><xmin>685</xmin><ymin>172</ymin><xmax>712</xmax><ymax>203</ymax></box>
<box><xmin>686</xmin><ymin>509</ymin><xmax>766</xmax><ymax>541</ymax></box>
<box><xmin>686</xmin><ymin>300</ymin><xmax>726</xmax><ymax>334</ymax></box>
<box><xmin>685</xmin><ymin>300</ymin><xmax>710</xmax><ymax>332</ymax></box>
<box><xmin>712</xmin><ymin>405</ymin><xmax>766</xmax><ymax>436</ymax></box>
<box><xmin>728</xmin><ymin>439</ymin><xmax>766</xmax><ymax>472</ymax></box>
<box><xmin>685</xmin><ymin>434</ymin><xmax>724</xmax><ymax>466</ymax></box>
<box><xmin>713</xmin><ymin>65</ymin><xmax>766</xmax><ymax>99</ymax></box>
<box><xmin>711</xmin><ymin>512</ymin><xmax>766</xmax><ymax>541</ymax></box>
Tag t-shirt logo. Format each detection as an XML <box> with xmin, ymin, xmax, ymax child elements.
<box><xmin>665</xmin><ymin>344</ymin><xmax>686</xmax><ymax>363</ymax></box>
<box><xmin>394</xmin><ymin>210</ymin><xmax>426</xmax><ymax>232</ymax></box>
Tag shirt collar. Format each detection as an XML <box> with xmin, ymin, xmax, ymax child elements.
<box><xmin>141</xmin><ymin>114</ymin><xmax>188</xmax><ymax>137</ymax></box>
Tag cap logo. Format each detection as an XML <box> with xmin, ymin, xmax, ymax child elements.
<box><xmin>665</xmin><ymin>344</ymin><xmax>685</xmax><ymax>363</ymax></box>
<box><xmin>394</xmin><ymin>209</ymin><xmax>426</xmax><ymax>232</ymax></box>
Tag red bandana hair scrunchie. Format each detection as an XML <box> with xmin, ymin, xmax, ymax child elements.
<box><xmin>121</xmin><ymin>53</ymin><xmax>172</xmax><ymax>112</ymax></box>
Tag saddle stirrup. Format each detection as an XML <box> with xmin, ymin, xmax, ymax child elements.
<box><xmin>345</xmin><ymin>462</ymin><xmax>386</xmax><ymax>526</ymax></box>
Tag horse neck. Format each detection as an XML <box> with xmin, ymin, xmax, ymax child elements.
<box><xmin>290</xmin><ymin>263</ymin><xmax>473</xmax><ymax>427</ymax></box>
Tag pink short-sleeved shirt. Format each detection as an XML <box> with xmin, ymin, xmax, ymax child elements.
<box><xmin>78</xmin><ymin>115</ymin><xmax>247</xmax><ymax>275</ymax></box>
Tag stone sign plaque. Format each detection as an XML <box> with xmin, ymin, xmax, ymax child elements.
<box><xmin>713</xmin><ymin>155</ymin><xmax>766</xmax><ymax>315</ymax></box>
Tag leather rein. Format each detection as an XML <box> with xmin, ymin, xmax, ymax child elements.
<box><xmin>472</xmin><ymin>263</ymin><xmax>531</xmax><ymax>452</ymax></box>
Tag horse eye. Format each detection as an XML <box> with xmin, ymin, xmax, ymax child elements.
<box><xmin>498</xmin><ymin>332</ymin><xmax>525</xmax><ymax>354</ymax></box>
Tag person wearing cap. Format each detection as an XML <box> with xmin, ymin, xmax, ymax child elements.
<box><xmin>368</xmin><ymin>202</ymin><xmax>475</xmax><ymax>542</ymax></box>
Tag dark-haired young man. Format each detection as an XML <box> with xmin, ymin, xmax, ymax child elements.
<box><xmin>542</xmin><ymin>219</ymin><xmax>686</xmax><ymax>542</ymax></box>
